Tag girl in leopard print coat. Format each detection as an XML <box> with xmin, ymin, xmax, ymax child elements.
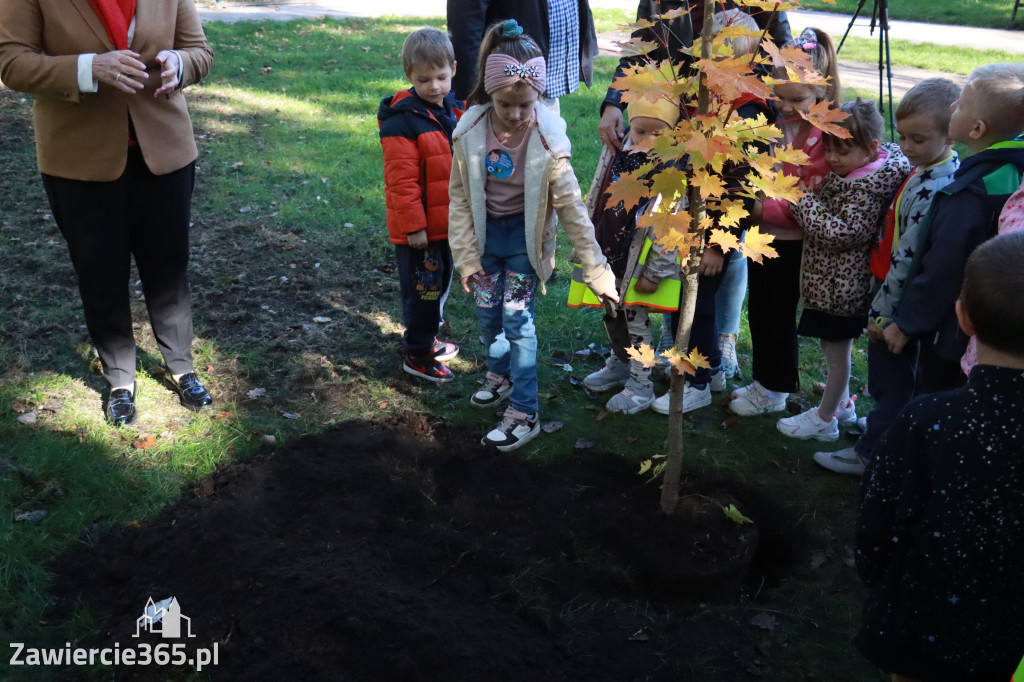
<box><xmin>777</xmin><ymin>99</ymin><xmax>912</xmax><ymax>442</ymax></box>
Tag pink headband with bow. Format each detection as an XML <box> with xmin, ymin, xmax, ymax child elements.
<box><xmin>484</xmin><ymin>54</ymin><xmax>546</xmax><ymax>95</ymax></box>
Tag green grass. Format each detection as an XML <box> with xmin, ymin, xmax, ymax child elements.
<box><xmin>0</xmin><ymin>14</ymin><xmax>927</xmax><ymax>681</ymax></box>
<box><xmin>798</xmin><ymin>0</ymin><xmax>1024</xmax><ymax>30</ymax></box>
<box><xmin>835</xmin><ymin>35</ymin><xmax>1022</xmax><ymax>75</ymax></box>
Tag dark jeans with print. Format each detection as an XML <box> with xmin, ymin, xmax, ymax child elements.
<box><xmin>395</xmin><ymin>240</ymin><xmax>453</xmax><ymax>360</ymax></box>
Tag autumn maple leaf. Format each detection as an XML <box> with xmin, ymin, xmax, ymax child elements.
<box><xmin>662</xmin><ymin>347</ymin><xmax>711</xmax><ymax>377</ymax></box>
<box><xmin>800</xmin><ymin>100</ymin><xmax>852</xmax><ymax>138</ymax></box>
<box><xmin>712</xmin><ymin>198</ymin><xmax>749</xmax><ymax>229</ymax></box>
<box><xmin>740</xmin><ymin>225</ymin><xmax>778</xmax><ymax>264</ymax></box>
<box><xmin>627</xmin><ymin>344</ymin><xmax>658</xmax><ymax>369</ymax></box>
<box><xmin>604</xmin><ymin>170</ymin><xmax>651</xmax><ymax>209</ymax></box>
<box><xmin>709</xmin><ymin>228</ymin><xmax>741</xmax><ymax>253</ymax></box>
<box><xmin>692</xmin><ymin>168</ymin><xmax>728</xmax><ymax>199</ymax></box>
<box><xmin>613</xmin><ymin>38</ymin><xmax>659</xmax><ymax>59</ymax></box>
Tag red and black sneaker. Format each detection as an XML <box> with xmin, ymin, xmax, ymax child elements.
<box><xmin>402</xmin><ymin>356</ymin><xmax>455</xmax><ymax>383</ymax></box>
<box><xmin>431</xmin><ymin>339</ymin><xmax>459</xmax><ymax>362</ymax></box>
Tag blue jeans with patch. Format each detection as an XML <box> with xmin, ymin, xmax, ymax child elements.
<box><xmin>474</xmin><ymin>213</ymin><xmax>539</xmax><ymax>415</ymax></box>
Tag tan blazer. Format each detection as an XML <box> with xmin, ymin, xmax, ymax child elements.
<box><xmin>0</xmin><ymin>0</ymin><xmax>213</xmax><ymax>181</ymax></box>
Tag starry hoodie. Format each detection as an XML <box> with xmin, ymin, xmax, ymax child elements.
<box><xmin>855</xmin><ymin>364</ymin><xmax>1024</xmax><ymax>681</ymax></box>
<box><xmin>892</xmin><ymin>135</ymin><xmax>1024</xmax><ymax>361</ymax></box>
<box><xmin>868</xmin><ymin>152</ymin><xmax>960</xmax><ymax>328</ymax></box>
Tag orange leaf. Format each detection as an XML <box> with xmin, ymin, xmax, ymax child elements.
<box><xmin>800</xmin><ymin>100</ymin><xmax>852</xmax><ymax>138</ymax></box>
<box><xmin>626</xmin><ymin>344</ymin><xmax>658</xmax><ymax>368</ymax></box>
<box><xmin>662</xmin><ymin>348</ymin><xmax>710</xmax><ymax>377</ymax></box>
<box><xmin>132</xmin><ymin>435</ymin><xmax>157</xmax><ymax>450</ymax></box>
<box><xmin>211</xmin><ymin>411</ymin><xmax>232</xmax><ymax>420</ymax></box>
<box><xmin>604</xmin><ymin>170</ymin><xmax>651</xmax><ymax>209</ymax></box>
<box><xmin>741</xmin><ymin>225</ymin><xmax>778</xmax><ymax>264</ymax></box>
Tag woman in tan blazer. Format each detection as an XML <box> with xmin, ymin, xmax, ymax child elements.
<box><xmin>0</xmin><ymin>0</ymin><xmax>215</xmax><ymax>426</ymax></box>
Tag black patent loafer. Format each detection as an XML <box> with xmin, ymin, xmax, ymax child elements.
<box><xmin>165</xmin><ymin>372</ymin><xmax>214</xmax><ymax>411</ymax></box>
<box><xmin>105</xmin><ymin>387</ymin><xmax>138</xmax><ymax>427</ymax></box>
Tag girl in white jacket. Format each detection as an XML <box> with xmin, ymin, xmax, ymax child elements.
<box><xmin>449</xmin><ymin>19</ymin><xmax>617</xmax><ymax>451</ymax></box>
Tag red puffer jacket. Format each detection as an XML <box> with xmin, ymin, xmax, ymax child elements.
<box><xmin>378</xmin><ymin>89</ymin><xmax>464</xmax><ymax>244</ymax></box>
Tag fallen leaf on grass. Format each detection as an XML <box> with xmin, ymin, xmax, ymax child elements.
<box><xmin>280</xmin><ymin>412</ymin><xmax>301</xmax><ymax>419</ymax></box>
<box><xmin>719</xmin><ymin>415</ymin><xmax>738</xmax><ymax>430</ymax></box>
<box><xmin>133</xmin><ymin>435</ymin><xmax>158</xmax><ymax>450</ymax></box>
<box><xmin>13</xmin><ymin>510</ymin><xmax>47</xmax><ymax>522</ymax></box>
<box><xmin>749</xmin><ymin>612</ymin><xmax>776</xmax><ymax>631</ymax></box>
<box><xmin>262</xmin><ymin>434</ymin><xmax>277</xmax><ymax>444</ymax></box>
<box><xmin>724</xmin><ymin>503</ymin><xmax>754</xmax><ymax>525</ymax></box>
<box><xmin>541</xmin><ymin>421</ymin><xmax>563</xmax><ymax>433</ymax></box>
<box><xmin>628</xmin><ymin>628</ymin><xmax>649</xmax><ymax>641</ymax></box>
<box><xmin>594</xmin><ymin>409</ymin><xmax>611</xmax><ymax>422</ymax></box>
<box><xmin>211</xmin><ymin>411</ymin><xmax>232</xmax><ymax>420</ymax></box>
<box><xmin>574</xmin><ymin>438</ymin><xmax>595</xmax><ymax>450</ymax></box>
<box><xmin>312</xmin><ymin>316</ymin><xmax>331</xmax><ymax>323</ymax></box>
<box><xmin>16</xmin><ymin>411</ymin><xmax>37</xmax><ymax>425</ymax></box>
<box><xmin>247</xmin><ymin>387</ymin><xmax>267</xmax><ymax>399</ymax></box>
<box><xmin>12</xmin><ymin>397</ymin><xmax>34</xmax><ymax>413</ymax></box>
<box><xmin>379</xmin><ymin>402</ymin><xmax>388</xmax><ymax>409</ymax></box>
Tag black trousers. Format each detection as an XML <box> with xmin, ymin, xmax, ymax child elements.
<box><xmin>42</xmin><ymin>146</ymin><xmax>196</xmax><ymax>388</ymax></box>
<box><xmin>670</xmin><ymin>254</ymin><xmax>730</xmax><ymax>387</ymax></box>
<box><xmin>746</xmin><ymin>239</ymin><xmax>803</xmax><ymax>393</ymax></box>
<box><xmin>395</xmin><ymin>240</ymin><xmax>454</xmax><ymax>360</ymax></box>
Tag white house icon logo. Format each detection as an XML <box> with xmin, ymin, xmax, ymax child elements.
<box><xmin>134</xmin><ymin>597</ymin><xmax>196</xmax><ymax>638</ymax></box>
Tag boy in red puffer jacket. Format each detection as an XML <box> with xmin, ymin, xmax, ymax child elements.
<box><xmin>378</xmin><ymin>27</ymin><xmax>465</xmax><ymax>383</ymax></box>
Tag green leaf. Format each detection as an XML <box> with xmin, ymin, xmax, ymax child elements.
<box><xmin>638</xmin><ymin>459</ymin><xmax>652</xmax><ymax>475</ymax></box>
<box><xmin>723</xmin><ymin>503</ymin><xmax>754</xmax><ymax>525</ymax></box>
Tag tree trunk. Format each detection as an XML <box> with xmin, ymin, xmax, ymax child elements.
<box><xmin>658</xmin><ymin>0</ymin><xmax>716</xmax><ymax>516</ymax></box>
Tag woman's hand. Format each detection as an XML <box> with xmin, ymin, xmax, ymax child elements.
<box><xmin>598</xmin><ymin>105</ymin><xmax>624</xmax><ymax>151</ymax></box>
<box><xmin>882</xmin><ymin>322</ymin><xmax>910</xmax><ymax>354</ymax></box>
<box><xmin>154</xmin><ymin>50</ymin><xmax>181</xmax><ymax>96</ymax></box>
<box><xmin>93</xmin><ymin>50</ymin><xmax>147</xmax><ymax>93</ymax></box>
<box><xmin>698</xmin><ymin>248</ymin><xmax>725</xmax><ymax>277</ymax></box>
<box><xmin>406</xmin><ymin>229</ymin><xmax>428</xmax><ymax>250</ymax></box>
<box><xmin>461</xmin><ymin>270</ymin><xmax>486</xmax><ymax>293</ymax></box>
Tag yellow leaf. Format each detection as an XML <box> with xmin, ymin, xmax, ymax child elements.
<box><xmin>716</xmin><ymin>198</ymin><xmax>749</xmax><ymax>229</ymax></box>
<box><xmin>741</xmin><ymin>225</ymin><xmax>778</xmax><ymax>264</ymax></box>
<box><xmin>724</xmin><ymin>503</ymin><xmax>754</xmax><ymax>525</ymax></box>
<box><xmin>661</xmin><ymin>347</ymin><xmax>709</xmax><ymax>377</ymax></box>
<box><xmin>710</xmin><ymin>228</ymin><xmax>741</xmax><ymax>253</ymax></box>
<box><xmin>647</xmin><ymin>167</ymin><xmax>690</xmax><ymax>205</ymax></box>
<box><xmin>132</xmin><ymin>434</ymin><xmax>157</xmax><ymax>450</ymax></box>
<box><xmin>613</xmin><ymin>38</ymin><xmax>659</xmax><ymax>58</ymax></box>
<box><xmin>692</xmin><ymin>168</ymin><xmax>728</xmax><ymax>199</ymax></box>
<box><xmin>604</xmin><ymin>170</ymin><xmax>651</xmax><ymax>209</ymax></box>
<box><xmin>638</xmin><ymin>459</ymin><xmax>653</xmax><ymax>475</ymax></box>
<box><xmin>626</xmin><ymin>343</ymin><xmax>658</xmax><ymax>369</ymax></box>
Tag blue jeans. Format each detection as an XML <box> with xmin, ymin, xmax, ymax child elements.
<box><xmin>715</xmin><ymin>239</ymin><xmax>747</xmax><ymax>336</ymax></box>
<box><xmin>474</xmin><ymin>214</ymin><xmax>539</xmax><ymax>414</ymax></box>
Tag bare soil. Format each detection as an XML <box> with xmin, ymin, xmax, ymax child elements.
<box><xmin>50</xmin><ymin>414</ymin><xmax>794</xmax><ymax>681</ymax></box>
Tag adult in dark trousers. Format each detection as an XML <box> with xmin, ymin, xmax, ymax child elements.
<box><xmin>597</xmin><ymin>0</ymin><xmax>791</xmax><ymax>150</ymax></box>
<box><xmin>447</xmin><ymin>0</ymin><xmax>598</xmax><ymax>105</ymax></box>
<box><xmin>0</xmin><ymin>0</ymin><xmax>215</xmax><ymax>426</ymax></box>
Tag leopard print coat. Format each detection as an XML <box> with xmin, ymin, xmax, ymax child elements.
<box><xmin>793</xmin><ymin>143</ymin><xmax>912</xmax><ymax>317</ymax></box>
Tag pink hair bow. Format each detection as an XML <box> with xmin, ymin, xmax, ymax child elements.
<box><xmin>484</xmin><ymin>54</ymin><xmax>546</xmax><ymax>95</ymax></box>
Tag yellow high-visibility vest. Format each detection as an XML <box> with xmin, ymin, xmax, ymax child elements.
<box><xmin>567</xmin><ymin>237</ymin><xmax>680</xmax><ymax>312</ymax></box>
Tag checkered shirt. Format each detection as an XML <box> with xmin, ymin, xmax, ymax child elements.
<box><xmin>544</xmin><ymin>0</ymin><xmax>579</xmax><ymax>98</ymax></box>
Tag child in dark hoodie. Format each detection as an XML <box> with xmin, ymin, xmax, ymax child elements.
<box><xmin>378</xmin><ymin>27</ymin><xmax>465</xmax><ymax>383</ymax></box>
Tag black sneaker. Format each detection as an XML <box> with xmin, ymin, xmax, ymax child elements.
<box><xmin>481</xmin><ymin>407</ymin><xmax>540</xmax><ymax>452</ymax></box>
<box><xmin>403</xmin><ymin>357</ymin><xmax>454</xmax><ymax>383</ymax></box>
<box><xmin>470</xmin><ymin>371</ymin><xmax>512</xmax><ymax>407</ymax></box>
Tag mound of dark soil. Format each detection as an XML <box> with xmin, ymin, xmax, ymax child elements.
<box><xmin>52</xmin><ymin>415</ymin><xmax>782</xmax><ymax>681</ymax></box>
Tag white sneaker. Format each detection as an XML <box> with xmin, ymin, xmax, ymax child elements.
<box><xmin>813</xmin><ymin>447</ymin><xmax>866</xmax><ymax>476</ymax></box>
<box><xmin>470</xmin><ymin>371</ymin><xmax>512</xmax><ymax>408</ymax></box>
<box><xmin>650</xmin><ymin>382</ymin><xmax>711</xmax><ymax>415</ymax></box>
<box><xmin>606</xmin><ymin>382</ymin><xmax>656</xmax><ymax>414</ymax></box>
<box><xmin>834</xmin><ymin>398</ymin><xmax>857</xmax><ymax>426</ymax></box>
<box><xmin>718</xmin><ymin>334</ymin><xmax>737</xmax><ymax>378</ymax></box>
<box><xmin>729</xmin><ymin>382</ymin><xmax>787</xmax><ymax>416</ymax></box>
<box><xmin>583</xmin><ymin>356</ymin><xmax>631</xmax><ymax>391</ymax></box>
<box><xmin>776</xmin><ymin>407</ymin><xmax>840</xmax><ymax>442</ymax></box>
<box><xmin>481</xmin><ymin>407</ymin><xmax>540</xmax><ymax>451</ymax></box>
<box><xmin>709</xmin><ymin>367</ymin><xmax>726</xmax><ymax>392</ymax></box>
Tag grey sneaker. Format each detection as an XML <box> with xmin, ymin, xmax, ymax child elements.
<box><xmin>583</xmin><ymin>355</ymin><xmax>631</xmax><ymax>391</ymax></box>
<box><xmin>813</xmin><ymin>447</ymin><xmax>866</xmax><ymax>476</ymax></box>
<box><xmin>718</xmin><ymin>333</ymin><xmax>738</xmax><ymax>378</ymax></box>
<box><xmin>776</xmin><ymin>407</ymin><xmax>840</xmax><ymax>442</ymax></box>
<box><xmin>650</xmin><ymin>382</ymin><xmax>711</xmax><ymax>415</ymax></box>
<box><xmin>605</xmin><ymin>381</ymin><xmax>656</xmax><ymax>414</ymax></box>
<box><xmin>481</xmin><ymin>407</ymin><xmax>540</xmax><ymax>452</ymax></box>
<box><xmin>729</xmin><ymin>381</ymin><xmax>787</xmax><ymax>416</ymax></box>
<box><xmin>834</xmin><ymin>398</ymin><xmax>857</xmax><ymax>426</ymax></box>
<box><xmin>470</xmin><ymin>371</ymin><xmax>512</xmax><ymax>408</ymax></box>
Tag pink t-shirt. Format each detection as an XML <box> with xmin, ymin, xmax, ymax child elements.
<box><xmin>484</xmin><ymin>111</ymin><xmax>535</xmax><ymax>217</ymax></box>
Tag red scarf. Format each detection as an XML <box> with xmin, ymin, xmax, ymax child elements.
<box><xmin>87</xmin><ymin>0</ymin><xmax>137</xmax><ymax>50</ymax></box>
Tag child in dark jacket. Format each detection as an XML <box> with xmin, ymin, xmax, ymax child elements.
<box><xmin>882</xmin><ymin>63</ymin><xmax>1024</xmax><ymax>392</ymax></box>
<box><xmin>855</xmin><ymin>231</ymin><xmax>1024</xmax><ymax>682</ymax></box>
<box><xmin>378</xmin><ymin>28</ymin><xmax>465</xmax><ymax>383</ymax></box>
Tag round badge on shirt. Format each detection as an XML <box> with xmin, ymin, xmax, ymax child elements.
<box><xmin>486</xmin><ymin>149</ymin><xmax>514</xmax><ymax>179</ymax></box>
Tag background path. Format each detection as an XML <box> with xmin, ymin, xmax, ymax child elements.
<box><xmin>197</xmin><ymin>1</ymin><xmax>1023</xmax><ymax>98</ymax></box>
